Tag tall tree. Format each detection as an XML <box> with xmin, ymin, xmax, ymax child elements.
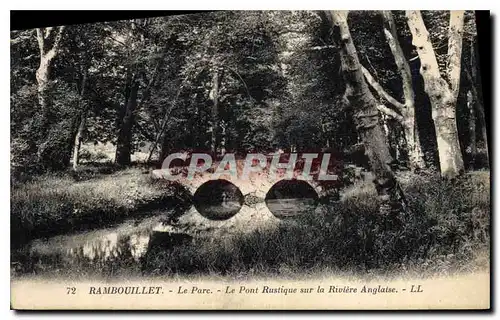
<box><xmin>209</xmin><ymin>67</ymin><xmax>224</xmax><ymax>155</ymax></box>
<box><xmin>113</xmin><ymin>19</ymin><xmax>165</xmax><ymax>165</ymax></box>
<box><xmin>324</xmin><ymin>11</ymin><xmax>405</xmax><ymax>215</ymax></box>
<box><xmin>115</xmin><ymin>71</ymin><xmax>139</xmax><ymax>166</ymax></box>
<box><xmin>34</xmin><ymin>26</ymin><xmax>69</xmax><ymax>169</ymax></box>
<box><xmin>361</xmin><ymin>11</ymin><xmax>426</xmax><ymax>171</ymax></box>
<box><xmin>35</xmin><ymin>26</ymin><xmax>65</xmax><ymax>119</ymax></box>
<box><xmin>406</xmin><ymin>10</ymin><xmax>465</xmax><ymax>179</ymax></box>
<box><xmin>72</xmin><ymin>68</ymin><xmax>88</xmax><ymax>170</ymax></box>
<box><xmin>465</xmin><ymin>36</ymin><xmax>489</xmax><ymax>166</ymax></box>
<box><xmin>466</xmin><ymin>90</ymin><xmax>476</xmax><ymax>167</ymax></box>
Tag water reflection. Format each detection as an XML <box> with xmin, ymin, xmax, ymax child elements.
<box><xmin>265</xmin><ymin>180</ymin><xmax>319</xmax><ymax>218</ymax></box>
<box><xmin>265</xmin><ymin>198</ymin><xmax>318</xmax><ymax>218</ymax></box>
<box><xmin>12</xmin><ymin>214</ymin><xmax>189</xmax><ymax>274</ymax></box>
<box><xmin>129</xmin><ymin>232</ymin><xmax>151</xmax><ymax>262</ymax></box>
<box><xmin>65</xmin><ymin>230</ymin><xmax>153</xmax><ymax>263</ymax></box>
<box><xmin>193</xmin><ymin>179</ymin><xmax>244</xmax><ymax>220</ymax></box>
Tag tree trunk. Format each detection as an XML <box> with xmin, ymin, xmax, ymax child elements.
<box><xmin>401</xmin><ymin>119</ymin><xmax>425</xmax><ymax>171</ymax></box>
<box><xmin>36</xmin><ymin>58</ymin><xmax>50</xmax><ymax>120</ymax></box>
<box><xmin>382</xmin><ymin>11</ymin><xmax>426</xmax><ymax>171</ymax></box>
<box><xmin>35</xmin><ymin>27</ymin><xmax>65</xmax><ymax>122</ymax></box>
<box><xmin>220</xmin><ymin>119</ymin><xmax>227</xmax><ymax>155</ymax></box>
<box><xmin>72</xmin><ymin>112</ymin><xmax>87</xmax><ymax>170</ymax></box>
<box><xmin>72</xmin><ymin>70</ymin><xmax>89</xmax><ymax>170</ymax></box>
<box><xmin>209</xmin><ymin>67</ymin><xmax>223</xmax><ymax>155</ymax></box>
<box><xmin>478</xmin><ymin>105</ymin><xmax>489</xmax><ymax>165</ymax></box>
<box><xmin>406</xmin><ymin>10</ymin><xmax>465</xmax><ymax>179</ymax></box>
<box><xmin>33</xmin><ymin>26</ymin><xmax>71</xmax><ymax>170</ymax></box>
<box><xmin>327</xmin><ymin>11</ymin><xmax>404</xmax><ymax>216</ymax></box>
<box><xmin>467</xmin><ymin>90</ymin><xmax>476</xmax><ymax>168</ymax></box>
<box><xmin>115</xmin><ymin>79</ymin><xmax>139</xmax><ymax>166</ymax></box>
<box><xmin>468</xmin><ymin>37</ymin><xmax>489</xmax><ymax>166</ymax></box>
<box><xmin>468</xmin><ymin>76</ymin><xmax>489</xmax><ymax>166</ymax></box>
<box><xmin>321</xmin><ymin>122</ymin><xmax>330</xmax><ymax>148</ymax></box>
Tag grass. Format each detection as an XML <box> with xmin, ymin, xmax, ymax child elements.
<box><xmin>11</xmin><ymin>165</ymin><xmax>191</xmax><ymax>248</ymax></box>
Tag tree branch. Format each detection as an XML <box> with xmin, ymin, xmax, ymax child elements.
<box><xmin>224</xmin><ymin>66</ymin><xmax>255</xmax><ymax>101</ymax></box>
<box><xmin>138</xmin><ymin>58</ymin><xmax>164</xmax><ymax>107</ymax></box>
<box><xmin>146</xmin><ymin>75</ymin><xmax>191</xmax><ymax>162</ymax></box>
<box><xmin>382</xmin><ymin>10</ymin><xmax>415</xmax><ymax>107</ymax></box>
<box><xmin>35</xmin><ymin>28</ymin><xmax>45</xmax><ymax>55</ymax></box>
<box><xmin>53</xmin><ymin>26</ymin><xmax>66</xmax><ymax>50</ymax></box>
<box><xmin>44</xmin><ymin>27</ymin><xmax>54</xmax><ymax>39</ymax></box>
<box><xmin>377</xmin><ymin>104</ymin><xmax>404</xmax><ymax>123</ymax></box>
<box><xmin>109</xmin><ymin>35</ymin><xmax>127</xmax><ymax>47</ymax></box>
<box><xmin>361</xmin><ymin>65</ymin><xmax>405</xmax><ymax>111</ymax></box>
<box><xmin>134</xmin><ymin>121</ymin><xmax>157</xmax><ymax>142</ymax></box>
<box><xmin>45</xmin><ymin>26</ymin><xmax>66</xmax><ymax>61</ymax></box>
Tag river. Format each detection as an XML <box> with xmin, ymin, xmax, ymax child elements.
<box><xmin>11</xmin><ymin>198</ymin><xmax>319</xmax><ymax>278</ymax></box>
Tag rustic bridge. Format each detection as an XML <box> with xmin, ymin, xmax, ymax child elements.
<box><xmin>149</xmin><ymin>155</ymin><xmax>342</xmax><ymax>238</ymax></box>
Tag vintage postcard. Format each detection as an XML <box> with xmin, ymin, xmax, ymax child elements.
<box><xmin>10</xmin><ymin>10</ymin><xmax>490</xmax><ymax>310</ymax></box>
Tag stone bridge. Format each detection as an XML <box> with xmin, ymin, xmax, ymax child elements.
<box><xmin>149</xmin><ymin>156</ymin><xmax>342</xmax><ymax>239</ymax></box>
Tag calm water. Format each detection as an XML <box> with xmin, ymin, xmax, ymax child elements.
<box><xmin>11</xmin><ymin>198</ymin><xmax>319</xmax><ymax>277</ymax></box>
<box><xmin>266</xmin><ymin>198</ymin><xmax>318</xmax><ymax>218</ymax></box>
<box><xmin>11</xmin><ymin>211</ymin><xmax>186</xmax><ymax>277</ymax></box>
<box><xmin>195</xmin><ymin>201</ymin><xmax>243</xmax><ymax>220</ymax></box>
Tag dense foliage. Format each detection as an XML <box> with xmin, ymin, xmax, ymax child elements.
<box><xmin>10</xmin><ymin>11</ymin><xmax>487</xmax><ymax>175</ymax></box>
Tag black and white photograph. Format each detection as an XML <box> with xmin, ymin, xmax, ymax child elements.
<box><xmin>9</xmin><ymin>10</ymin><xmax>491</xmax><ymax>310</ymax></box>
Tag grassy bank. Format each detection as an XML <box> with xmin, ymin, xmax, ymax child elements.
<box><xmin>11</xmin><ymin>166</ymin><xmax>191</xmax><ymax>248</ymax></box>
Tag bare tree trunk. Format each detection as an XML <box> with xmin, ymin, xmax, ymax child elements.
<box><xmin>327</xmin><ymin>11</ymin><xmax>405</xmax><ymax>216</ymax></box>
<box><xmin>115</xmin><ymin>57</ymin><xmax>160</xmax><ymax>166</ymax></box>
<box><xmin>209</xmin><ymin>67</ymin><xmax>223</xmax><ymax>155</ymax></box>
<box><xmin>478</xmin><ymin>103</ymin><xmax>489</xmax><ymax>165</ymax></box>
<box><xmin>467</xmin><ymin>90</ymin><xmax>476</xmax><ymax>168</ymax></box>
<box><xmin>72</xmin><ymin>113</ymin><xmax>88</xmax><ymax>169</ymax></box>
<box><xmin>72</xmin><ymin>70</ymin><xmax>89</xmax><ymax>170</ymax></box>
<box><xmin>382</xmin><ymin>11</ymin><xmax>426</xmax><ymax>170</ymax></box>
<box><xmin>469</xmin><ymin>77</ymin><xmax>489</xmax><ymax>166</ymax></box>
<box><xmin>35</xmin><ymin>27</ymin><xmax>65</xmax><ymax>121</ymax></box>
<box><xmin>36</xmin><ymin>61</ymin><xmax>50</xmax><ymax>119</ymax></box>
<box><xmin>115</xmin><ymin>20</ymin><xmax>158</xmax><ymax>166</ymax></box>
<box><xmin>468</xmin><ymin>37</ymin><xmax>489</xmax><ymax>166</ymax></box>
<box><xmin>406</xmin><ymin>10</ymin><xmax>465</xmax><ymax>179</ymax></box>
<box><xmin>34</xmin><ymin>26</ymin><xmax>70</xmax><ymax>170</ymax></box>
<box><xmin>465</xmin><ymin>78</ymin><xmax>488</xmax><ymax>167</ymax></box>
<box><xmin>210</xmin><ymin>70</ymin><xmax>219</xmax><ymax>155</ymax></box>
<box><xmin>220</xmin><ymin>119</ymin><xmax>227</xmax><ymax>155</ymax></box>
<box><xmin>321</xmin><ymin>121</ymin><xmax>330</xmax><ymax>148</ymax></box>
<box><xmin>115</xmin><ymin>79</ymin><xmax>139</xmax><ymax>166</ymax></box>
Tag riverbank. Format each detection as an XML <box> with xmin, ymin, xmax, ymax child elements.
<box><xmin>11</xmin><ymin>166</ymin><xmax>191</xmax><ymax>248</ymax></box>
